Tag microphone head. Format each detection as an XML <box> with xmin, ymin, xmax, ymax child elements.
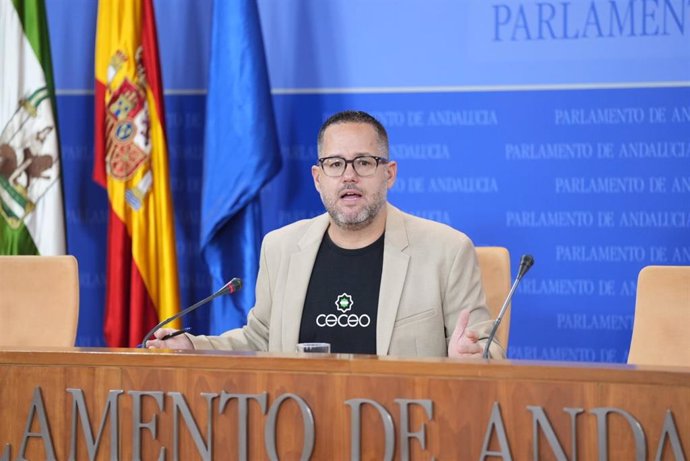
<box><xmin>216</xmin><ymin>277</ymin><xmax>242</xmax><ymax>296</ymax></box>
<box><xmin>518</xmin><ymin>254</ymin><xmax>535</xmax><ymax>278</ymax></box>
<box><xmin>226</xmin><ymin>277</ymin><xmax>242</xmax><ymax>294</ymax></box>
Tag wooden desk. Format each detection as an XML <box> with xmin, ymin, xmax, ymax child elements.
<box><xmin>1</xmin><ymin>348</ymin><xmax>688</xmax><ymax>460</ymax></box>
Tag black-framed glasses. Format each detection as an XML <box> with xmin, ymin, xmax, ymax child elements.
<box><xmin>317</xmin><ymin>155</ymin><xmax>389</xmax><ymax>177</ymax></box>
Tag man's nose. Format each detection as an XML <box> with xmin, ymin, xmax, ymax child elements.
<box><xmin>342</xmin><ymin>162</ymin><xmax>358</xmax><ymax>180</ymax></box>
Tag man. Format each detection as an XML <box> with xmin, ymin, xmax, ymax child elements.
<box><xmin>148</xmin><ymin>110</ymin><xmax>504</xmax><ymax>358</ymax></box>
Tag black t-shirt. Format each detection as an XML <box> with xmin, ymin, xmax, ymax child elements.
<box><xmin>298</xmin><ymin>231</ymin><xmax>384</xmax><ymax>354</ymax></box>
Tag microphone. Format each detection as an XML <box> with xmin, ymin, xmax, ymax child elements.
<box><xmin>482</xmin><ymin>254</ymin><xmax>534</xmax><ymax>359</ymax></box>
<box><xmin>140</xmin><ymin>277</ymin><xmax>242</xmax><ymax>347</ymax></box>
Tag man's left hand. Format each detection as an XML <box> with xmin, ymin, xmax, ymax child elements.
<box><xmin>448</xmin><ymin>308</ymin><xmax>484</xmax><ymax>358</ymax></box>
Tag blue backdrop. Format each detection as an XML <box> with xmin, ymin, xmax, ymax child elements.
<box><xmin>47</xmin><ymin>0</ymin><xmax>690</xmax><ymax>362</ymax></box>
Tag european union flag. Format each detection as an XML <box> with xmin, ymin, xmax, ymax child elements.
<box><xmin>201</xmin><ymin>0</ymin><xmax>281</xmax><ymax>334</ymax></box>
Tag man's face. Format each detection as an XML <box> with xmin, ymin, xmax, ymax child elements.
<box><xmin>312</xmin><ymin>122</ymin><xmax>397</xmax><ymax>230</ymax></box>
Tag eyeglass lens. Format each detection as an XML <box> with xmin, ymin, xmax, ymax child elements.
<box><xmin>320</xmin><ymin>156</ymin><xmax>383</xmax><ymax>177</ymax></box>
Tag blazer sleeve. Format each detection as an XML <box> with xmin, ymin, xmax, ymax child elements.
<box><xmin>445</xmin><ymin>237</ymin><xmax>506</xmax><ymax>359</ymax></box>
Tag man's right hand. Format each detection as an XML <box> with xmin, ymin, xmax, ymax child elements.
<box><xmin>145</xmin><ymin>328</ymin><xmax>195</xmax><ymax>350</ymax></box>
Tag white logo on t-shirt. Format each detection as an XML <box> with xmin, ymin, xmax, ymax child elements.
<box><xmin>316</xmin><ymin>292</ymin><xmax>371</xmax><ymax>328</ymax></box>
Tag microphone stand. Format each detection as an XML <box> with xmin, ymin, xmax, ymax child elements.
<box><xmin>482</xmin><ymin>255</ymin><xmax>534</xmax><ymax>359</ymax></box>
<box><xmin>140</xmin><ymin>277</ymin><xmax>242</xmax><ymax>347</ymax></box>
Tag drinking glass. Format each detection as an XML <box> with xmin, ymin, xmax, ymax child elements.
<box><xmin>296</xmin><ymin>342</ymin><xmax>331</xmax><ymax>353</ymax></box>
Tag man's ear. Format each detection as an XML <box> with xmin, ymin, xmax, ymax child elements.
<box><xmin>311</xmin><ymin>165</ymin><xmax>322</xmax><ymax>193</ymax></box>
<box><xmin>385</xmin><ymin>160</ymin><xmax>398</xmax><ymax>189</ymax></box>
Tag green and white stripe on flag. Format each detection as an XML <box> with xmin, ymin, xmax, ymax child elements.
<box><xmin>0</xmin><ymin>0</ymin><xmax>65</xmax><ymax>255</ymax></box>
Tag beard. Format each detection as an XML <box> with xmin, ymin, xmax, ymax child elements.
<box><xmin>321</xmin><ymin>185</ymin><xmax>386</xmax><ymax>231</ymax></box>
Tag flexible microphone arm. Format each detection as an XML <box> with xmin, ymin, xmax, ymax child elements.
<box><xmin>482</xmin><ymin>255</ymin><xmax>534</xmax><ymax>359</ymax></box>
<box><xmin>140</xmin><ymin>277</ymin><xmax>242</xmax><ymax>347</ymax></box>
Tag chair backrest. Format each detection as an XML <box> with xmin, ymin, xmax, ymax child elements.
<box><xmin>475</xmin><ymin>247</ymin><xmax>512</xmax><ymax>348</ymax></box>
<box><xmin>627</xmin><ymin>265</ymin><xmax>690</xmax><ymax>367</ymax></box>
<box><xmin>0</xmin><ymin>255</ymin><xmax>79</xmax><ymax>347</ymax></box>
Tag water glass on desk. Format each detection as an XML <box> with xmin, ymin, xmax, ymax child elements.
<box><xmin>296</xmin><ymin>342</ymin><xmax>331</xmax><ymax>353</ymax></box>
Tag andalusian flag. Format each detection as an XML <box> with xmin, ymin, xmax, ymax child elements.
<box><xmin>0</xmin><ymin>0</ymin><xmax>65</xmax><ymax>255</ymax></box>
<box><xmin>94</xmin><ymin>0</ymin><xmax>180</xmax><ymax>347</ymax></box>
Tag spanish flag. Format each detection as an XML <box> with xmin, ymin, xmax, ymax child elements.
<box><xmin>94</xmin><ymin>0</ymin><xmax>180</xmax><ymax>347</ymax></box>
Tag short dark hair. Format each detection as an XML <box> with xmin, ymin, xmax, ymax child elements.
<box><xmin>317</xmin><ymin>110</ymin><xmax>389</xmax><ymax>158</ymax></box>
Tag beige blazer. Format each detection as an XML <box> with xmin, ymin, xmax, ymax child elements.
<box><xmin>190</xmin><ymin>204</ymin><xmax>501</xmax><ymax>357</ymax></box>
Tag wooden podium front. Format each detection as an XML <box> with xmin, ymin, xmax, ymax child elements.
<box><xmin>1</xmin><ymin>348</ymin><xmax>688</xmax><ymax>460</ymax></box>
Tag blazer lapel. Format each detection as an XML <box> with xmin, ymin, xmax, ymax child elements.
<box><xmin>281</xmin><ymin>213</ymin><xmax>330</xmax><ymax>352</ymax></box>
<box><xmin>376</xmin><ymin>205</ymin><xmax>410</xmax><ymax>355</ymax></box>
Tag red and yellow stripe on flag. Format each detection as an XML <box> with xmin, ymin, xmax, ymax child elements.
<box><xmin>94</xmin><ymin>0</ymin><xmax>180</xmax><ymax>347</ymax></box>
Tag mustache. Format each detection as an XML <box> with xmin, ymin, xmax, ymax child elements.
<box><xmin>339</xmin><ymin>184</ymin><xmax>364</xmax><ymax>195</ymax></box>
